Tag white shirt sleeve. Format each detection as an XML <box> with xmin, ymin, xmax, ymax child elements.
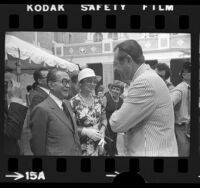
<box><xmin>170</xmin><ymin>88</ymin><xmax>182</xmax><ymax>106</ymax></box>
<box><xmin>10</xmin><ymin>97</ymin><xmax>27</xmax><ymax>107</ymax></box>
<box><xmin>109</xmin><ymin>78</ymin><xmax>156</xmax><ymax>133</ymax></box>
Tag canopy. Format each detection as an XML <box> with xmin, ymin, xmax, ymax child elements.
<box><xmin>5</xmin><ymin>34</ymin><xmax>78</xmax><ymax>71</ymax></box>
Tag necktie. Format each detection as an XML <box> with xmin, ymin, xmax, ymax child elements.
<box><xmin>62</xmin><ymin>102</ymin><xmax>75</xmax><ymax>132</ymax></box>
<box><xmin>62</xmin><ymin>102</ymin><xmax>71</xmax><ymax>121</ymax></box>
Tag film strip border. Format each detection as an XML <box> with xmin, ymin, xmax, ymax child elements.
<box><xmin>2</xmin><ymin>157</ymin><xmax>192</xmax><ymax>182</ymax></box>
<box><xmin>8</xmin><ymin>14</ymin><xmax>190</xmax><ymax>30</ymax></box>
<box><xmin>1</xmin><ymin>5</ymin><xmax>199</xmax><ymax>31</ymax></box>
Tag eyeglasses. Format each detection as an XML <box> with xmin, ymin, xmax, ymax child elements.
<box><xmin>54</xmin><ymin>78</ymin><xmax>71</xmax><ymax>86</ymax></box>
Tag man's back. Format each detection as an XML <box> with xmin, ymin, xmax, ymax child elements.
<box><xmin>30</xmin><ymin>86</ymin><xmax>49</xmax><ymax>111</ymax></box>
<box><xmin>125</xmin><ymin>68</ymin><xmax>178</xmax><ymax>156</ymax></box>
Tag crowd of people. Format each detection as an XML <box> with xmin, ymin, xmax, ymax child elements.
<box><xmin>4</xmin><ymin>39</ymin><xmax>193</xmax><ymax>157</ymax></box>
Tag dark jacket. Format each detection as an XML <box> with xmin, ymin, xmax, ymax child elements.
<box><xmin>4</xmin><ymin>102</ymin><xmax>28</xmax><ymax>155</ymax></box>
<box><xmin>29</xmin><ymin>86</ymin><xmax>49</xmax><ymax>111</ymax></box>
<box><xmin>30</xmin><ymin>97</ymin><xmax>81</xmax><ymax>156</ymax></box>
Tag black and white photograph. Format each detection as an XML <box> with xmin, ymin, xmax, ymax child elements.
<box><xmin>4</xmin><ymin>32</ymin><xmax>191</xmax><ymax>157</ymax></box>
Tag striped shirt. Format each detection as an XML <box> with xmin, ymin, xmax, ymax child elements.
<box><xmin>110</xmin><ymin>64</ymin><xmax>178</xmax><ymax>156</ymax></box>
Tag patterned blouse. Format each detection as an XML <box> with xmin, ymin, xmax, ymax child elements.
<box><xmin>70</xmin><ymin>93</ymin><xmax>106</xmax><ymax>156</ymax></box>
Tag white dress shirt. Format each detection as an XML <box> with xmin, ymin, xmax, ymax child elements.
<box><xmin>49</xmin><ymin>93</ymin><xmax>63</xmax><ymax>111</ymax></box>
<box><xmin>39</xmin><ymin>86</ymin><xmax>50</xmax><ymax>95</ymax></box>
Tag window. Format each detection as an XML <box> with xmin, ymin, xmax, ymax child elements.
<box><xmin>93</xmin><ymin>33</ymin><xmax>103</xmax><ymax>42</ymax></box>
<box><xmin>108</xmin><ymin>33</ymin><xmax>118</xmax><ymax>40</ymax></box>
<box><xmin>144</xmin><ymin>33</ymin><xmax>158</xmax><ymax>39</ymax></box>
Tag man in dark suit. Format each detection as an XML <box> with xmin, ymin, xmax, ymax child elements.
<box><xmin>4</xmin><ymin>80</ymin><xmax>28</xmax><ymax>155</ymax></box>
<box><xmin>30</xmin><ymin>67</ymin><xmax>49</xmax><ymax>111</ymax></box>
<box><xmin>30</xmin><ymin>68</ymin><xmax>81</xmax><ymax>156</ymax></box>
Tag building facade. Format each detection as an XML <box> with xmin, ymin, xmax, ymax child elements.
<box><xmin>53</xmin><ymin>33</ymin><xmax>191</xmax><ymax>90</ymax></box>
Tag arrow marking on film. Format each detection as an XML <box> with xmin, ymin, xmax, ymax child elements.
<box><xmin>5</xmin><ymin>172</ymin><xmax>24</xmax><ymax>180</ymax></box>
<box><xmin>106</xmin><ymin>171</ymin><xmax>120</xmax><ymax>178</ymax></box>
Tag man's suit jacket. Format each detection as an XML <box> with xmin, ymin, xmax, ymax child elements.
<box><xmin>110</xmin><ymin>64</ymin><xmax>178</xmax><ymax>156</ymax></box>
<box><xmin>4</xmin><ymin>102</ymin><xmax>28</xmax><ymax>155</ymax></box>
<box><xmin>30</xmin><ymin>86</ymin><xmax>49</xmax><ymax>111</ymax></box>
<box><xmin>30</xmin><ymin>96</ymin><xmax>82</xmax><ymax>156</ymax></box>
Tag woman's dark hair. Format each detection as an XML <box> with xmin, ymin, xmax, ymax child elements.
<box><xmin>155</xmin><ymin>63</ymin><xmax>171</xmax><ymax>80</ymax></box>
<box><xmin>32</xmin><ymin>82</ymin><xmax>37</xmax><ymax>90</ymax></box>
<box><xmin>26</xmin><ymin>85</ymin><xmax>32</xmax><ymax>92</ymax></box>
<box><xmin>180</xmin><ymin>61</ymin><xmax>191</xmax><ymax>78</ymax></box>
<box><xmin>70</xmin><ymin>72</ymin><xmax>78</xmax><ymax>84</ymax></box>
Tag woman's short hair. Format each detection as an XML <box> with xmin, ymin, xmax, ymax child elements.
<box><xmin>111</xmin><ymin>80</ymin><xmax>124</xmax><ymax>94</ymax></box>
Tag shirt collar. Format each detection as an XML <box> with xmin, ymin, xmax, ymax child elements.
<box><xmin>183</xmin><ymin>81</ymin><xmax>190</xmax><ymax>89</ymax></box>
<box><xmin>39</xmin><ymin>86</ymin><xmax>50</xmax><ymax>95</ymax></box>
<box><xmin>132</xmin><ymin>63</ymin><xmax>151</xmax><ymax>82</ymax></box>
<box><xmin>49</xmin><ymin>93</ymin><xmax>63</xmax><ymax>110</ymax></box>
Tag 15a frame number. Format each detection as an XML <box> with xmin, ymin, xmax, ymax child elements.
<box><xmin>25</xmin><ymin>171</ymin><xmax>45</xmax><ymax>180</ymax></box>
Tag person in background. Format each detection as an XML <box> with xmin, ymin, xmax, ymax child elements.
<box><xmin>26</xmin><ymin>85</ymin><xmax>33</xmax><ymax>107</ymax></box>
<box><xmin>103</xmin><ymin>80</ymin><xmax>124</xmax><ymax>156</ymax></box>
<box><xmin>30</xmin><ymin>67</ymin><xmax>49</xmax><ymax>111</ymax></box>
<box><xmin>110</xmin><ymin>40</ymin><xmax>178</xmax><ymax>156</ymax></box>
<box><xmin>4</xmin><ymin>79</ymin><xmax>28</xmax><ymax>155</ymax></box>
<box><xmin>97</xmin><ymin>85</ymin><xmax>104</xmax><ymax>97</ymax></box>
<box><xmin>70</xmin><ymin>68</ymin><xmax>107</xmax><ymax>156</ymax></box>
<box><xmin>96</xmin><ymin>84</ymin><xmax>104</xmax><ymax>105</ymax></box>
<box><xmin>170</xmin><ymin>61</ymin><xmax>191</xmax><ymax>157</ymax></box>
<box><xmin>155</xmin><ymin>63</ymin><xmax>174</xmax><ymax>91</ymax></box>
<box><xmin>67</xmin><ymin>70</ymin><xmax>80</xmax><ymax>99</ymax></box>
<box><xmin>30</xmin><ymin>68</ymin><xmax>81</xmax><ymax>156</ymax></box>
<box><xmin>103</xmin><ymin>83</ymin><xmax>112</xmax><ymax>97</ymax></box>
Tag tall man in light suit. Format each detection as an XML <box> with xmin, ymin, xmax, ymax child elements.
<box><xmin>30</xmin><ymin>69</ymin><xmax>81</xmax><ymax>156</ymax></box>
<box><xmin>110</xmin><ymin>40</ymin><xmax>178</xmax><ymax>156</ymax></box>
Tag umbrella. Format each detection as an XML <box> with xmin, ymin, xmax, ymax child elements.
<box><xmin>5</xmin><ymin>34</ymin><xmax>78</xmax><ymax>71</ymax></box>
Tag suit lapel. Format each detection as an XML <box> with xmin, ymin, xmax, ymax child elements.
<box><xmin>37</xmin><ymin>87</ymin><xmax>49</xmax><ymax>98</ymax></box>
<box><xmin>46</xmin><ymin>97</ymin><xmax>74</xmax><ymax>133</ymax></box>
<box><xmin>63</xmin><ymin>100</ymin><xmax>77</xmax><ymax>132</ymax></box>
